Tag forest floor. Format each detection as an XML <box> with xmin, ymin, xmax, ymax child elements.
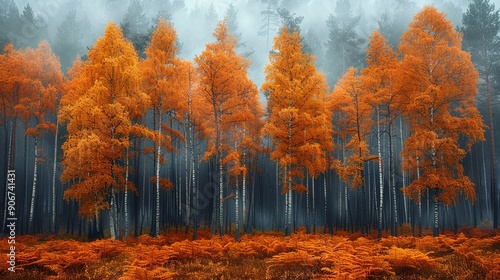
<box><xmin>1</xmin><ymin>226</ymin><xmax>500</xmax><ymax>279</ymax></box>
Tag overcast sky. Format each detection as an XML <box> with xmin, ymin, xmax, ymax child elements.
<box><xmin>11</xmin><ymin>0</ymin><xmax>500</xmax><ymax>92</ymax></box>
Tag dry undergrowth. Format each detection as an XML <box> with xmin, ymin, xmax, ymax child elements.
<box><xmin>1</xmin><ymin>228</ymin><xmax>499</xmax><ymax>279</ymax></box>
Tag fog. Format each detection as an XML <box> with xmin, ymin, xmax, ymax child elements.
<box><xmin>10</xmin><ymin>0</ymin><xmax>493</xmax><ymax>93</ymax></box>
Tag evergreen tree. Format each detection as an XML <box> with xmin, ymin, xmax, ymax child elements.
<box><xmin>53</xmin><ymin>10</ymin><xmax>85</xmax><ymax>73</ymax></box>
<box><xmin>0</xmin><ymin>0</ymin><xmax>21</xmax><ymax>48</ymax></box>
<box><xmin>121</xmin><ymin>0</ymin><xmax>151</xmax><ymax>58</ymax></box>
<box><xmin>19</xmin><ymin>3</ymin><xmax>47</xmax><ymax>48</ymax></box>
<box><xmin>461</xmin><ymin>0</ymin><xmax>500</xmax><ymax>229</ymax></box>
<box><xmin>325</xmin><ymin>0</ymin><xmax>365</xmax><ymax>87</ymax></box>
<box><xmin>258</xmin><ymin>0</ymin><xmax>280</xmax><ymax>50</ymax></box>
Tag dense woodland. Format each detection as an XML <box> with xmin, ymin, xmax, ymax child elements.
<box><xmin>0</xmin><ymin>0</ymin><xmax>499</xmax><ymax>243</ymax></box>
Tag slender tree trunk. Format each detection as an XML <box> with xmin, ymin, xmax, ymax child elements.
<box><xmin>242</xmin><ymin>127</ymin><xmax>247</xmax><ymax>231</ymax></box>
<box><xmin>109</xmin><ymin>188</ymin><xmax>117</xmax><ymax>240</ymax></box>
<box><xmin>324</xmin><ymin>174</ymin><xmax>327</xmax><ymax>233</ymax></box>
<box><xmin>344</xmin><ymin>184</ymin><xmax>348</xmax><ymax>231</ymax></box>
<box><xmin>155</xmin><ymin>107</ymin><xmax>162</xmax><ymax>237</ymax></box>
<box><xmin>312</xmin><ymin>175</ymin><xmax>316</xmax><ymax>233</ymax></box>
<box><xmin>306</xmin><ymin>172</ymin><xmax>310</xmax><ymax>233</ymax></box>
<box><xmin>377</xmin><ymin>108</ymin><xmax>384</xmax><ymax>239</ymax></box>
<box><xmin>235</xmin><ymin>176</ymin><xmax>239</xmax><ymax>241</ymax></box>
<box><xmin>287</xmin><ymin>175</ymin><xmax>292</xmax><ymax>236</ymax></box>
<box><xmin>219</xmin><ymin>146</ymin><xmax>223</xmax><ymax>237</ymax></box>
<box><xmin>275</xmin><ymin>161</ymin><xmax>279</xmax><ymax>231</ymax></box>
<box><xmin>177</xmin><ymin>139</ymin><xmax>183</xmax><ymax>232</ymax></box>
<box><xmin>417</xmin><ymin>156</ymin><xmax>422</xmax><ymax>236</ymax></box>
<box><xmin>28</xmin><ymin>136</ymin><xmax>38</xmax><ymax>234</ymax></box>
<box><xmin>124</xmin><ymin>148</ymin><xmax>129</xmax><ymax>240</ymax></box>
<box><xmin>486</xmin><ymin>70</ymin><xmax>497</xmax><ymax>229</ymax></box>
<box><xmin>389</xmin><ymin>124</ymin><xmax>398</xmax><ymax>236</ymax></box>
<box><xmin>433</xmin><ymin>190</ymin><xmax>439</xmax><ymax>237</ymax></box>
<box><xmin>285</xmin><ymin>117</ymin><xmax>292</xmax><ymax>236</ymax></box>
<box><xmin>192</xmin><ymin>142</ymin><xmax>200</xmax><ymax>240</ymax></box>
<box><xmin>51</xmin><ymin>119</ymin><xmax>58</xmax><ymax>234</ymax></box>
<box><xmin>481</xmin><ymin>142</ymin><xmax>490</xmax><ymax>217</ymax></box>
<box><xmin>400</xmin><ymin>118</ymin><xmax>408</xmax><ymax>223</ymax></box>
<box><xmin>140</xmin><ymin>153</ymin><xmax>146</xmax><ymax>236</ymax></box>
<box><xmin>23</xmin><ymin>129</ymin><xmax>28</xmax><ymax>234</ymax></box>
<box><xmin>185</xmin><ymin>126</ymin><xmax>190</xmax><ymax>229</ymax></box>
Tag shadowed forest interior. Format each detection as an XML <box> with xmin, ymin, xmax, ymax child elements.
<box><xmin>1</xmin><ymin>0</ymin><xmax>500</xmax><ymax>246</ymax></box>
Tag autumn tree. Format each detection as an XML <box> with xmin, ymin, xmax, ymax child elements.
<box><xmin>59</xmin><ymin>23</ymin><xmax>150</xmax><ymax>240</ymax></box>
<box><xmin>461</xmin><ymin>0</ymin><xmax>500</xmax><ymax>229</ymax></box>
<box><xmin>175</xmin><ymin>60</ymin><xmax>200</xmax><ymax>238</ymax></box>
<box><xmin>142</xmin><ymin>18</ymin><xmax>185</xmax><ymax>237</ymax></box>
<box><xmin>15</xmin><ymin>41</ymin><xmax>63</xmax><ymax>234</ymax></box>
<box><xmin>361</xmin><ymin>31</ymin><xmax>402</xmax><ymax>237</ymax></box>
<box><xmin>263</xmin><ymin>26</ymin><xmax>332</xmax><ymax>236</ymax></box>
<box><xmin>331</xmin><ymin>67</ymin><xmax>375</xmax><ymax>233</ymax></box>
<box><xmin>0</xmin><ymin>43</ymin><xmax>25</xmax><ymax>232</ymax></box>
<box><xmin>398</xmin><ymin>6</ymin><xmax>485</xmax><ymax>237</ymax></box>
<box><xmin>193</xmin><ymin>19</ymin><xmax>259</xmax><ymax>238</ymax></box>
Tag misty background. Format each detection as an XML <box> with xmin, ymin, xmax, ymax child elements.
<box><xmin>1</xmin><ymin>0</ymin><xmax>500</xmax><ymax>237</ymax></box>
<box><xmin>4</xmin><ymin>0</ymin><xmax>487</xmax><ymax>95</ymax></box>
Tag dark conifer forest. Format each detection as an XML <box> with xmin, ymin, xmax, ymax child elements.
<box><xmin>1</xmin><ymin>0</ymin><xmax>500</xmax><ymax>279</ymax></box>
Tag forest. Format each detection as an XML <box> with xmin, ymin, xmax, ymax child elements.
<box><xmin>1</xmin><ymin>0</ymin><xmax>500</xmax><ymax>278</ymax></box>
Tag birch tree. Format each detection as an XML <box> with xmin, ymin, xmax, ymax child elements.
<box><xmin>194</xmin><ymin>19</ymin><xmax>257</xmax><ymax>237</ymax></box>
<box><xmin>399</xmin><ymin>6</ymin><xmax>485</xmax><ymax>237</ymax></box>
<box><xmin>60</xmin><ymin>23</ymin><xmax>150</xmax><ymax>240</ymax></box>
<box><xmin>142</xmin><ymin>18</ymin><xmax>185</xmax><ymax>237</ymax></box>
<box><xmin>263</xmin><ymin>26</ymin><xmax>330</xmax><ymax>236</ymax></box>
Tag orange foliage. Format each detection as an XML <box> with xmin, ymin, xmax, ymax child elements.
<box><xmin>59</xmin><ymin>23</ymin><xmax>149</xmax><ymax>218</ymax></box>
<box><xmin>331</xmin><ymin>67</ymin><xmax>375</xmax><ymax>188</ymax></box>
<box><xmin>263</xmin><ymin>26</ymin><xmax>332</xmax><ymax>189</ymax></box>
<box><xmin>2</xmin><ymin>231</ymin><xmax>500</xmax><ymax>279</ymax></box>
<box><xmin>399</xmin><ymin>6</ymin><xmax>485</xmax><ymax>206</ymax></box>
<box><xmin>386</xmin><ymin>246</ymin><xmax>442</xmax><ymax>275</ymax></box>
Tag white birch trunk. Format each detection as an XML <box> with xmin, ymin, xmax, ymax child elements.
<box><xmin>155</xmin><ymin>108</ymin><xmax>162</xmax><ymax>237</ymax></box>
<box><xmin>235</xmin><ymin>176</ymin><xmax>239</xmax><ymax>241</ymax></box>
<box><xmin>377</xmin><ymin>108</ymin><xmax>384</xmax><ymax>237</ymax></box>
<box><xmin>109</xmin><ymin>187</ymin><xmax>116</xmax><ymax>240</ymax></box>
<box><xmin>399</xmin><ymin>117</ymin><xmax>408</xmax><ymax>222</ymax></box>
<box><xmin>306</xmin><ymin>172</ymin><xmax>309</xmax><ymax>232</ymax></box>
<box><xmin>287</xmin><ymin>176</ymin><xmax>292</xmax><ymax>235</ymax></box>
<box><xmin>218</xmin><ymin>109</ymin><xmax>224</xmax><ymax>236</ymax></box>
<box><xmin>176</xmin><ymin>147</ymin><xmax>181</xmax><ymax>222</ymax></box>
<box><xmin>124</xmin><ymin>148</ymin><xmax>129</xmax><ymax>240</ymax></box>
<box><xmin>28</xmin><ymin>136</ymin><xmax>38</xmax><ymax>234</ymax></box>
<box><xmin>190</xmin><ymin>124</ymin><xmax>196</xmax><ymax>226</ymax></box>
<box><xmin>433</xmin><ymin>194</ymin><xmax>439</xmax><ymax>236</ymax></box>
<box><xmin>390</xmin><ymin>126</ymin><xmax>398</xmax><ymax>235</ymax></box>
<box><xmin>185</xmin><ymin>126</ymin><xmax>190</xmax><ymax>227</ymax></box>
<box><xmin>51</xmin><ymin>119</ymin><xmax>58</xmax><ymax>234</ymax></box>
<box><xmin>312</xmin><ymin>175</ymin><xmax>315</xmax><ymax>232</ymax></box>
<box><xmin>242</xmin><ymin>127</ymin><xmax>247</xmax><ymax>229</ymax></box>
<box><xmin>324</xmin><ymin>174</ymin><xmax>327</xmax><ymax>231</ymax></box>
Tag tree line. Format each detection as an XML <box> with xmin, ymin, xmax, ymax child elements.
<box><xmin>1</xmin><ymin>0</ymin><xmax>499</xmax><ymax>241</ymax></box>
